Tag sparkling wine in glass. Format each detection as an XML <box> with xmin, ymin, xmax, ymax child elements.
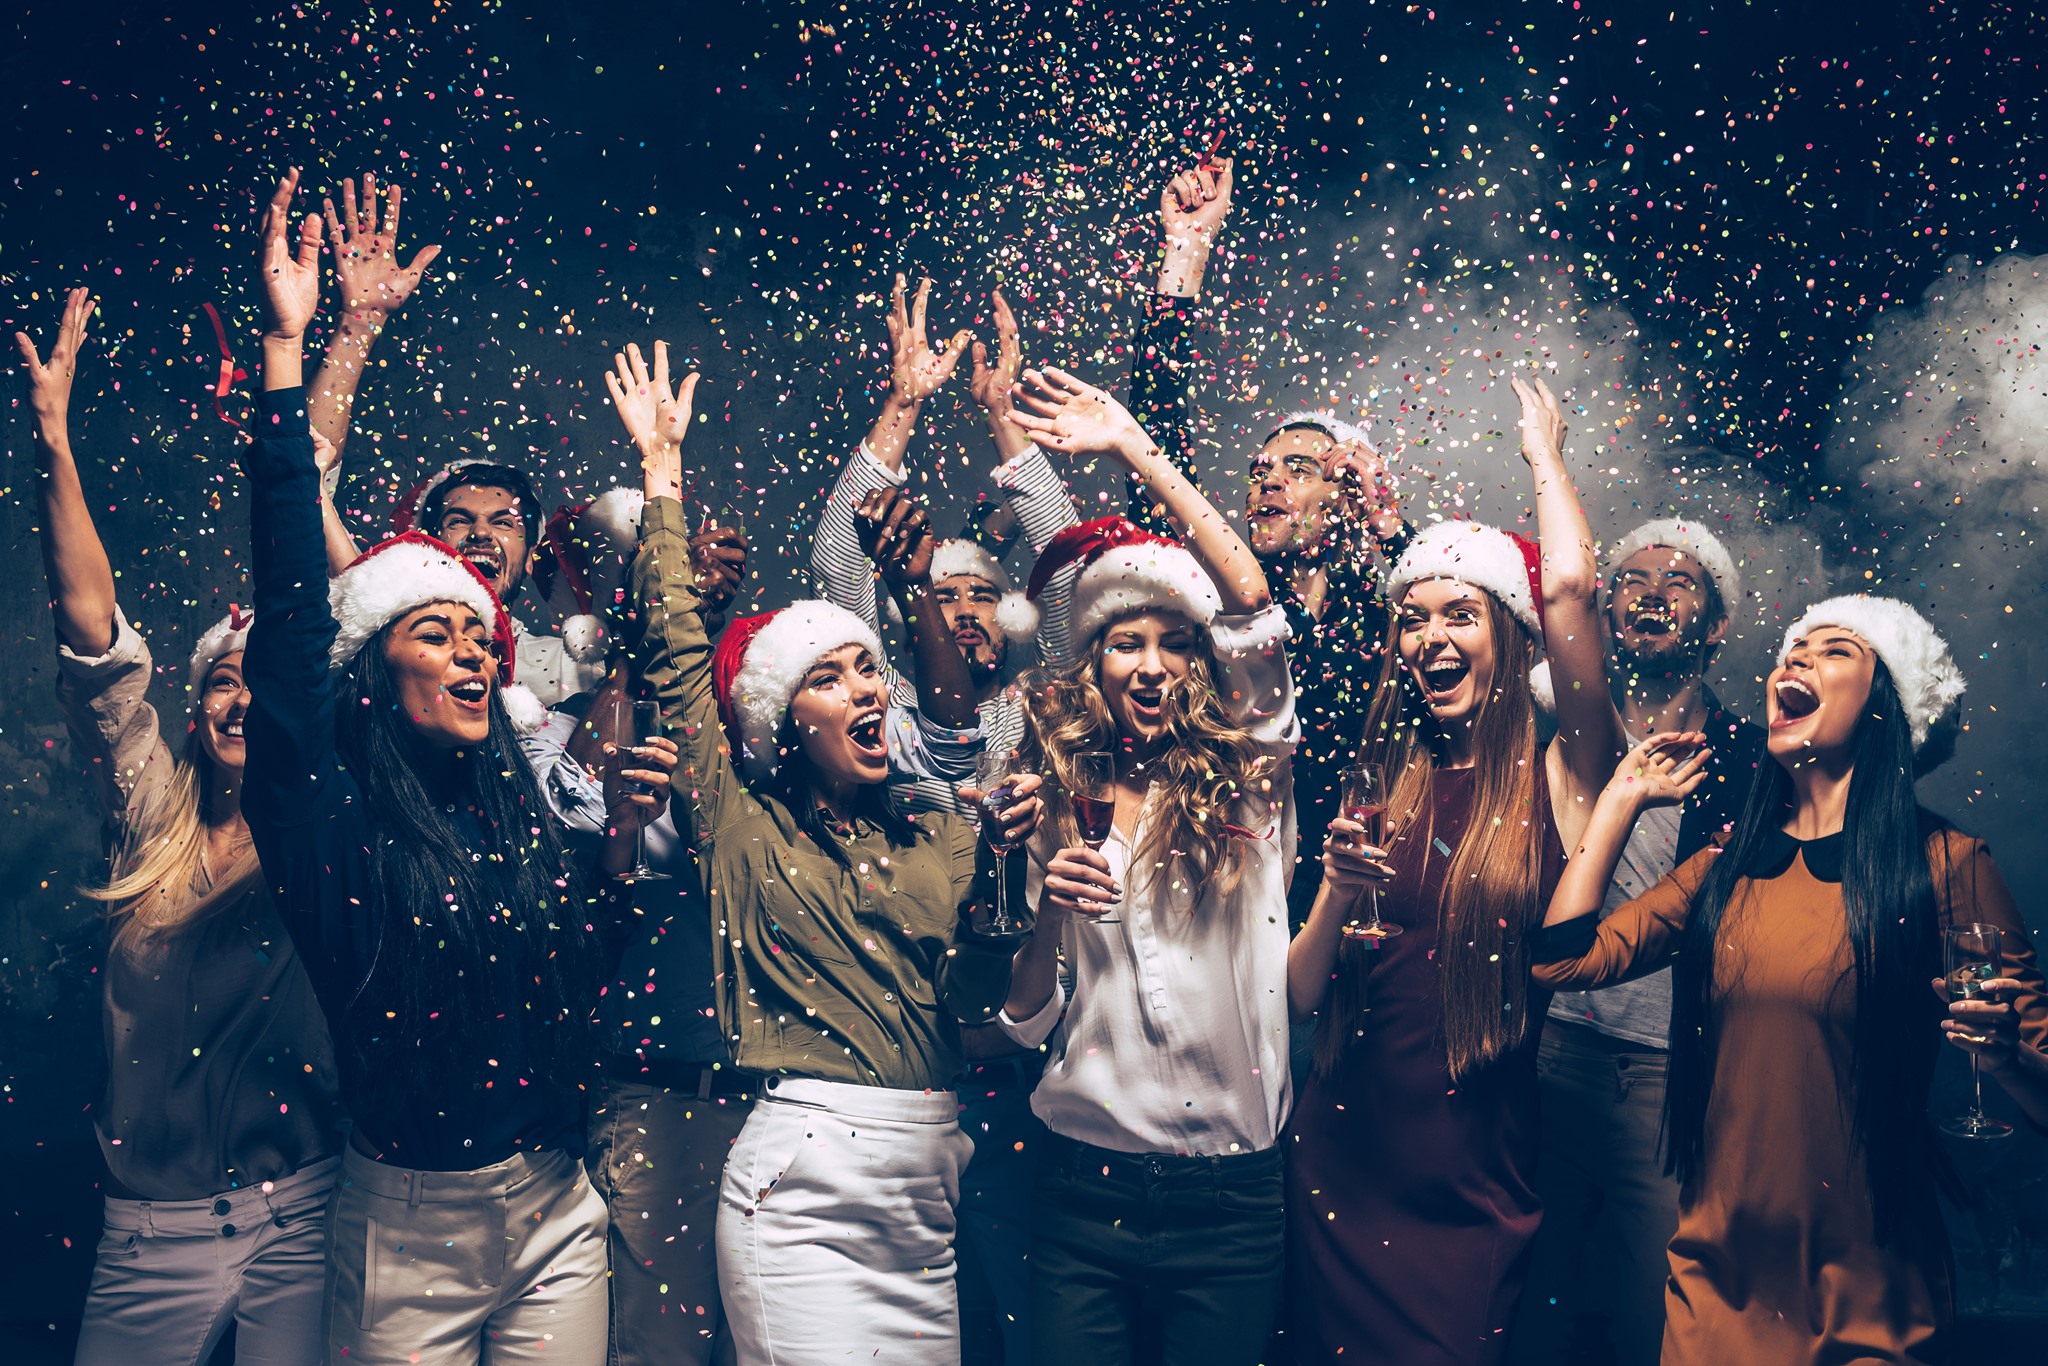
<box><xmin>1336</xmin><ymin>763</ymin><xmax>1400</xmax><ymax>942</ymax></box>
<box><xmin>1940</xmin><ymin>922</ymin><xmax>2012</xmax><ymax>1140</ymax></box>
<box><xmin>1070</xmin><ymin>750</ymin><xmax>1119</xmax><ymax>925</ymax></box>
<box><xmin>615</xmin><ymin>698</ymin><xmax>671</xmax><ymax>884</ymax></box>
<box><xmin>972</xmin><ymin>750</ymin><xmax>1030</xmax><ymax>940</ymax></box>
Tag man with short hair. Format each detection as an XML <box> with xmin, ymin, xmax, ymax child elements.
<box><xmin>1508</xmin><ymin>519</ymin><xmax>1768</xmax><ymax>1366</ymax></box>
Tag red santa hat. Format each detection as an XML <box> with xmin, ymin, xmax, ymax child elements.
<box><xmin>1383</xmin><ymin>520</ymin><xmax>1550</xmax><ymax>706</ymax></box>
<box><xmin>1778</xmin><ymin>594</ymin><xmax>1964</xmax><ymax>753</ymax></box>
<box><xmin>1604</xmin><ymin>517</ymin><xmax>1741</xmax><ymax>613</ymax></box>
<box><xmin>187</xmin><ymin>604</ymin><xmax>254</xmax><ymax>695</ymax></box>
<box><xmin>929</xmin><ymin>538</ymin><xmax>1039</xmax><ymax>644</ymax></box>
<box><xmin>1270</xmin><ymin>408</ymin><xmax>1377</xmax><ymax>460</ymax></box>
<box><xmin>328</xmin><ymin>531</ymin><xmax>546</xmax><ymax>731</ymax></box>
<box><xmin>391</xmin><ymin>457</ymin><xmax>489</xmax><ymax>535</ymax></box>
<box><xmin>532</xmin><ymin>487</ymin><xmax>645</xmax><ymax>665</ymax></box>
<box><xmin>711</xmin><ymin>601</ymin><xmax>884</xmax><ymax>782</ymax></box>
<box><xmin>1026</xmin><ymin>517</ymin><xmax>1223</xmax><ymax>646</ymax></box>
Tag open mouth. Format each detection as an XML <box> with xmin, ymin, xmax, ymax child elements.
<box><xmin>221</xmin><ymin>722</ymin><xmax>245</xmax><ymax>739</ymax></box>
<box><xmin>462</xmin><ymin>545</ymin><xmax>506</xmax><ymax>580</ymax></box>
<box><xmin>847</xmin><ymin>710</ymin><xmax>887</xmax><ymax>758</ymax></box>
<box><xmin>1420</xmin><ymin>654</ymin><xmax>1471</xmax><ymax>699</ymax></box>
<box><xmin>447</xmin><ymin>676</ymin><xmax>490</xmax><ymax>710</ymax></box>
<box><xmin>1248</xmin><ymin>503</ymin><xmax>1291</xmax><ymax>528</ymax></box>
<box><xmin>1126</xmin><ymin>686</ymin><xmax>1165</xmax><ymax>723</ymax></box>
<box><xmin>1772</xmin><ymin>676</ymin><xmax>1819</xmax><ymax>725</ymax></box>
<box><xmin>1627</xmin><ymin>602</ymin><xmax>1675</xmax><ymax>636</ymax></box>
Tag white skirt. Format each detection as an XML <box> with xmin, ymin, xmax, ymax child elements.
<box><xmin>717</xmin><ymin>1075</ymin><xmax>973</xmax><ymax>1364</ymax></box>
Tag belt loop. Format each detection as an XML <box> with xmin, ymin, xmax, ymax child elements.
<box><xmin>697</xmin><ymin>1068</ymin><xmax>714</xmax><ymax>1102</ymax></box>
<box><xmin>138</xmin><ymin>1203</ymin><xmax>156</xmax><ymax>1238</ymax></box>
<box><xmin>407</xmin><ymin>1171</ymin><xmax>424</xmax><ymax>1210</ymax></box>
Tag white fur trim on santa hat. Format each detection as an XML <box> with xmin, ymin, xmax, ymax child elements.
<box><xmin>730</xmin><ymin>602</ymin><xmax>883</xmax><ymax>781</ymax></box>
<box><xmin>328</xmin><ymin>539</ymin><xmax>501</xmax><ymax>674</ymax></box>
<box><xmin>1605</xmin><ymin>518</ymin><xmax>1740</xmax><ymax>614</ymax></box>
<box><xmin>1072</xmin><ymin>541</ymin><xmax>1224</xmax><ymax>646</ymax></box>
<box><xmin>1384</xmin><ymin>521</ymin><xmax>1542</xmax><ymax>639</ymax></box>
<box><xmin>929</xmin><ymin>538</ymin><xmax>1039</xmax><ymax>645</ymax></box>
<box><xmin>187</xmin><ymin>609</ymin><xmax>254</xmax><ymax>694</ymax></box>
<box><xmin>1272</xmin><ymin>409</ymin><xmax>1376</xmax><ymax>453</ymax></box>
<box><xmin>1778</xmin><ymin>595</ymin><xmax>1965</xmax><ymax>752</ymax></box>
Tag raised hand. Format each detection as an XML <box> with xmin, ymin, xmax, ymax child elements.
<box><xmin>887</xmin><ymin>273</ymin><xmax>972</xmax><ymax>405</ymax></box>
<box><xmin>689</xmin><ymin>524</ymin><xmax>749</xmax><ymax>625</ymax></box>
<box><xmin>855</xmin><ymin>487</ymin><xmax>936</xmax><ymax>589</ymax></box>
<box><xmin>14</xmin><ymin>287</ymin><xmax>95</xmax><ymax>437</ymax></box>
<box><xmin>968</xmin><ymin>289</ymin><xmax>1023</xmax><ymax>417</ymax></box>
<box><xmin>322</xmin><ymin>172</ymin><xmax>442</xmax><ymax>320</ymax></box>
<box><xmin>1160</xmin><ymin>155</ymin><xmax>1234</xmax><ymax>250</ymax></box>
<box><xmin>1007</xmin><ymin>366</ymin><xmax>1152</xmax><ymax>463</ymax></box>
<box><xmin>259</xmin><ymin>169</ymin><xmax>324</xmax><ymax>339</ymax></box>
<box><xmin>604</xmin><ymin>340</ymin><xmax>699</xmax><ymax>502</ymax></box>
<box><xmin>1605</xmin><ymin>732</ymin><xmax>1711</xmax><ymax>811</ymax></box>
<box><xmin>1509</xmin><ymin>372</ymin><xmax>1568</xmax><ymax>468</ymax></box>
<box><xmin>1325</xmin><ymin>438</ymin><xmax>1405</xmax><ymax>545</ymax></box>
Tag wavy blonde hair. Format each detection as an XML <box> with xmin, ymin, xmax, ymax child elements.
<box><xmin>1019</xmin><ymin>620</ymin><xmax>1276</xmax><ymax>903</ymax></box>
<box><xmin>84</xmin><ymin>723</ymin><xmax>259</xmax><ymax>952</ymax></box>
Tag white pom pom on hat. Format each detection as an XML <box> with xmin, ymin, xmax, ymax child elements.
<box><xmin>1026</xmin><ymin>517</ymin><xmax>1222</xmax><ymax>645</ymax></box>
<box><xmin>1604</xmin><ymin>517</ymin><xmax>1741</xmax><ymax>612</ymax></box>
<box><xmin>712</xmin><ymin>601</ymin><xmax>884</xmax><ymax>782</ymax></box>
<box><xmin>533</xmin><ymin>487</ymin><xmax>646</xmax><ymax>664</ymax></box>
<box><xmin>929</xmin><ymin>537</ymin><xmax>1039</xmax><ymax>644</ymax></box>
<box><xmin>327</xmin><ymin>530</ymin><xmax>544</xmax><ymax>731</ymax></box>
<box><xmin>1778</xmin><ymin>594</ymin><xmax>1965</xmax><ymax>752</ymax></box>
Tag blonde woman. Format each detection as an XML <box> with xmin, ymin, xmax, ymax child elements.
<box><xmin>999</xmin><ymin>366</ymin><xmax>1297</xmax><ymax>1366</ymax></box>
<box><xmin>23</xmin><ymin>288</ymin><xmax>345</xmax><ymax>1366</ymax></box>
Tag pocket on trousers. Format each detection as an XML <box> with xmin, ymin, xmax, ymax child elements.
<box><xmin>359</xmin><ymin>1215</ymin><xmax>383</xmax><ymax>1332</ymax></box>
<box><xmin>737</xmin><ymin>1106</ymin><xmax>817</xmax><ymax>1209</ymax></box>
<box><xmin>94</xmin><ymin>1228</ymin><xmax>141</xmax><ymax>1258</ymax></box>
<box><xmin>1212</xmin><ymin>1177</ymin><xmax>1284</xmax><ymax>1220</ymax></box>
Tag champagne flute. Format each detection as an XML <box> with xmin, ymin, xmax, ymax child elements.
<box><xmin>1940</xmin><ymin>922</ymin><xmax>2013</xmax><ymax>1140</ymax></box>
<box><xmin>1335</xmin><ymin>763</ymin><xmax>1401</xmax><ymax>942</ymax></box>
<box><xmin>1070</xmin><ymin>750</ymin><xmax>1120</xmax><ymax>925</ymax></box>
<box><xmin>971</xmin><ymin>750</ymin><xmax>1030</xmax><ymax>940</ymax></box>
<box><xmin>614</xmin><ymin>698</ymin><xmax>671</xmax><ymax>885</ymax></box>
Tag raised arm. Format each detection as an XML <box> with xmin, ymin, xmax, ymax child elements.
<box><xmin>608</xmin><ymin>340</ymin><xmax>756</xmax><ymax>845</ymax></box>
<box><xmin>865</xmin><ymin>273</ymin><xmax>971</xmax><ymax>474</ymax></box>
<box><xmin>19</xmin><ymin>288</ymin><xmax>115</xmax><ymax>657</ymax></box>
<box><xmin>307</xmin><ymin>172</ymin><xmax>441</xmax><ymax>460</ymax></box>
<box><xmin>858</xmin><ymin>487</ymin><xmax>979</xmax><ymax>729</ymax></box>
<box><xmin>242</xmin><ymin>170</ymin><xmax>343</xmax><ymax>818</ymax></box>
<box><xmin>1010</xmin><ymin>365</ymin><xmax>1271</xmax><ymax>614</ymax></box>
<box><xmin>1514</xmin><ymin>374</ymin><xmax>1625</xmax><ymax>834</ymax></box>
<box><xmin>1128</xmin><ymin>155</ymin><xmax>1233</xmax><ymax>532</ymax></box>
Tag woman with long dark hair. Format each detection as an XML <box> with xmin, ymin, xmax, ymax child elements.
<box><xmin>1282</xmin><ymin>374</ymin><xmax>1626</xmax><ymax>1366</ymax></box>
<box><xmin>1533</xmin><ymin>595</ymin><xmax>2048</xmax><ymax>1364</ymax></box>
<box><xmin>605</xmin><ymin>336</ymin><xmax>1044</xmax><ymax>1364</ymax></box>
<box><xmin>239</xmin><ymin>170</ymin><xmax>666</xmax><ymax>1366</ymax></box>
<box><xmin>25</xmin><ymin>285</ymin><xmax>347</xmax><ymax>1365</ymax></box>
<box><xmin>992</xmin><ymin>365</ymin><xmax>1295</xmax><ymax>1366</ymax></box>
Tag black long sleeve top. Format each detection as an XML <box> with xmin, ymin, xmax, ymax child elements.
<box><xmin>241</xmin><ymin>384</ymin><xmax>583</xmax><ymax>1170</ymax></box>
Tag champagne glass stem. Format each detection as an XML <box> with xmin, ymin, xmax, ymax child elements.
<box><xmin>1971</xmin><ymin>1055</ymin><xmax>1987</xmax><ymax>1128</ymax></box>
<box><xmin>636</xmin><ymin>824</ymin><xmax>650</xmax><ymax>877</ymax></box>
<box><xmin>995</xmin><ymin>851</ymin><xmax>1009</xmax><ymax>933</ymax></box>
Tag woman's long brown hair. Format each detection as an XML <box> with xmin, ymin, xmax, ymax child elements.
<box><xmin>1314</xmin><ymin>593</ymin><xmax>1544</xmax><ymax>1084</ymax></box>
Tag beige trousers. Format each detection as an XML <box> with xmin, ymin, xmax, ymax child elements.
<box><xmin>325</xmin><ymin>1143</ymin><xmax>609</xmax><ymax>1366</ymax></box>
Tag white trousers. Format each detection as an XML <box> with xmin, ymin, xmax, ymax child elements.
<box><xmin>72</xmin><ymin>1156</ymin><xmax>339</xmax><ymax>1366</ymax></box>
<box><xmin>325</xmin><ymin>1143</ymin><xmax>609</xmax><ymax>1366</ymax></box>
<box><xmin>717</xmin><ymin>1076</ymin><xmax>974</xmax><ymax>1365</ymax></box>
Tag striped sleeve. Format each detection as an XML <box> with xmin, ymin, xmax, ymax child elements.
<box><xmin>808</xmin><ymin>441</ymin><xmax>913</xmax><ymax>707</ymax></box>
<box><xmin>990</xmin><ymin>445</ymin><xmax>1082</xmax><ymax>666</ymax></box>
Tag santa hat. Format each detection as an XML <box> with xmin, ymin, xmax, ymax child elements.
<box><xmin>391</xmin><ymin>457</ymin><xmax>489</xmax><ymax>535</ymax></box>
<box><xmin>930</xmin><ymin>538</ymin><xmax>1039</xmax><ymax>644</ymax></box>
<box><xmin>328</xmin><ymin>531</ymin><xmax>547</xmax><ymax>732</ymax></box>
<box><xmin>1026</xmin><ymin>517</ymin><xmax>1223</xmax><ymax>646</ymax></box>
<box><xmin>1605</xmin><ymin>518</ymin><xmax>1740</xmax><ymax>613</ymax></box>
<box><xmin>1270</xmin><ymin>409</ymin><xmax>1377</xmax><ymax>458</ymax></box>
<box><xmin>1778</xmin><ymin>595</ymin><xmax>1965</xmax><ymax>753</ymax></box>
<box><xmin>532</xmin><ymin>487</ymin><xmax>645</xmax><ymax>664</ymax></box>
<box><xmin>712</xmin><ymin>601</ymin><xmax>883</xmax><ymax>782</ymax></box>
<box><xmin>1384</xmin><ymin>521</ymin><xmax>1550</xmax><ymax>707</ymax></box>
<box><xmin>187</xmin><ymin>605</ymin><xmax>254</xmax><ymax>695</ymax></box>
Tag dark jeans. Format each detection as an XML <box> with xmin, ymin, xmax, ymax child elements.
<box><xmin>1507</xmin><ymin>1020</ymin><xmax>1680</xmax><ymax>1366</ymax></box>
<box><xmin>956</xmin><ymin>1055</ymin><xmax>1048</xmax><ymax>1366</ymax></box>
<box><xmin>1031</xmin><ymin>1136</ymin><xmax>1285</xmax><ymax>1366</ymax></box>
<box><xmin>587</xmin><ymin>1068</ymin><xmax>756</xmax><ymax>1366</ymax></box>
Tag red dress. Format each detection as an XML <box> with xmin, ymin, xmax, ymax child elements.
<box><xmin>1284</xmin><ymin>765</ymin><xmax>1567</xmax><ymax>1366</ymax></box>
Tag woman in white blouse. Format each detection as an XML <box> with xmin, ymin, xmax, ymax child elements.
<box><xmin>1001</xmin><ymin>366</ymin><xmax>1296</xmax><ymax>1366</ymax></box>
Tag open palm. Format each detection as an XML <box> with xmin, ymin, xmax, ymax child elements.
<box><xmin>323</xmin><ymin>172</ymin><xmax>442</xmax><ymax>318</ymax></box>
<box><xmin>259</xmin><ymin>169</ymin><xmax>323</xmax><ymax>337</ymax></box>
<box><xmin>1007</xmin><ymin>366</ymin><xmax>1149</xmax><ymax>460</ymax></box>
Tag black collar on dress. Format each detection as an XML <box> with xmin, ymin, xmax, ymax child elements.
<box><xmin>1746</xmin><ymin>827</ymin><xmax>1846</xmax><ymax>883</ymax></box>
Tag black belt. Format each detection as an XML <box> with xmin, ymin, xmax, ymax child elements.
<box><xmin>955</xmin><ymin>1052</ymin><xmax>1045</xmax><ymax>1093</ymax></box>
<box><xmin>603</xmin><ymin>1056</ymin><xmax>759</xmax><ymax>1099</ymax></box>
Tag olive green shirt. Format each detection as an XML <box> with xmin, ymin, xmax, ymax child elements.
<box><xmin>634</xmin><ymin>496</ymin><xmax>1013</xmax><ymax>1090</ymax></box>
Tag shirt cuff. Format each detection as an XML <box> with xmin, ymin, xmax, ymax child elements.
<box><xmin>855</xmin><ymin>442</ymin><xmax>911</xmax><ymax>488</ymax></box>
<box><xmin>1209</xmin><ymin>603</ymin><xmax>1293</xmax><ymax>660</ymax></box>
<box><xmin>996</xmin><ymin>980</ymin><xmax>1065</xmax><ymax>1049</ymax></box>
<box><xmin>643</xmin><ymin>494</ymin><xmax>691</xmax><ymax>539</ymax></box>
<box><xmin>55</xmin><ymin>604</ymin><xmax>148</xmax><ymax>674</ymax></box>
<box><xmin>1529</xmin><ymin>917</ymin><xmax>1599</xmax><ymax>964</ymax></box>
<box><xmin>989</xmin><ymin>444</ymin><xmax>1054</xmax><ymax>490</ymax></box>
<box><xmin>254</xmin><ymin>384</ymin><xmax>308</xmax><ymax>424</ymax></box>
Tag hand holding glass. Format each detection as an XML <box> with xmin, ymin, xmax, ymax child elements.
<box><xmin>1336</xmin><ymin>763</ymin><xmax>1399</xmax><ymax>941</ymax></box>
<box><xmin>1940</xmin><ymin>922</ymin><xmax>2013</xmax><ymax>1140</ymax></box>
<box><xmin>613</xmin><ymin>698</ymin><xmax>670</xmax><ymax>885</ymax></box>
<box><xmin>971</xmin><ymin>751</ymin><xmax>1031</xmax><ymax>940</ymax></box>
<box><xmin>1070</xmin><ymin>751</ymin><xmax>1120</xmax><ymax>924</ymax></box>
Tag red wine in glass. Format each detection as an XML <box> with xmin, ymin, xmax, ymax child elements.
<box><xmin>1074</xmin><ymin>794</ymin><xmax>1116</xmax><ymax>848</ymax></box>
<box><xmin>1070</xmin><ymin>750</ymin><xmax>1120</xmax><ymax>925</ymax></box>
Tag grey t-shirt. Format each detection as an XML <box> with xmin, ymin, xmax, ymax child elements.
<box><xmin>1545</xmin><ymin>800</ymin><xmax>1683</xmax><ymax>1048</ymax></box>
